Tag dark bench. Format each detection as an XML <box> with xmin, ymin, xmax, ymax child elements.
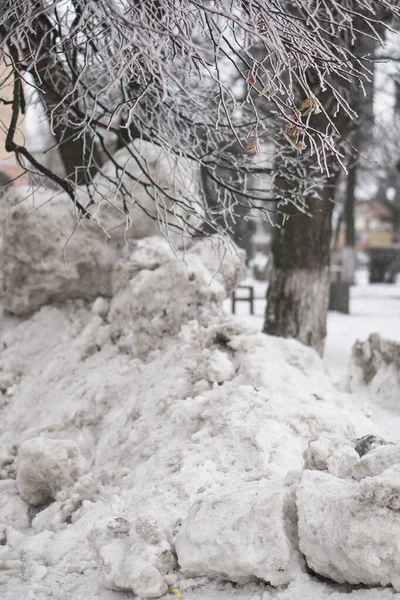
<box><xmin>231</xmin><ymin>285</ymin><xmax>255</xmax><ymax>314</ymax></box>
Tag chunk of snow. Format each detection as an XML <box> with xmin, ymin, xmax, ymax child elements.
<box><xmin>297</xmin><ymin>469</ymin><xmax>400</xmax><ymax>590</ymax></box>
<box><xmin>360</xmin><ymin>464</ymin><xmax>400</xmax><ymax>509</ymax></box>
<box><xmin>326</xmin><ymin>445</ymin><xmax>359</xmax><ymax>479</ymax></box>
<box><xmin>89</xmin><ymin>516</ymin><xmax>175</xmax><ymax>597</ymax></box>
<box><xmin>91</xmin><ymin>297</ymin><xmax>110</xmax><ymax>319</ymax></box>
<box><xmin>351</xmin><ymin>443</ymin><xmax>400</xmax><ymax>481</ymax></box>
<box><xmin>16</xmin><ymin>437</ymin><xmax>87</xmax><ymax>506</ymax></box>
<box><xmin>303</xmin><ymin>437</ymin><xmax>338</xmax><ymax>471</ymax></box>
<box><xmin>0</xmin><ymin>194</ymin><xmax>119</xmax><ymax>316</ymax></box>
<box><xmin>176</xmin><ymin>480</ymin><xmax>303</xmax><ymax>586</ymax></box>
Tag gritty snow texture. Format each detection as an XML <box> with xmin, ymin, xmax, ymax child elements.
<box><xmin>0</xmin><ymin>198</ymin><xmax>400</xmax><ymax>600</ymax></box>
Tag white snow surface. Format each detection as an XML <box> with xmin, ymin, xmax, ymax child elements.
<box><xmin>0</xmin><ymin>221</ymin><xmax>400</xmax><ymax>600</ymax></box>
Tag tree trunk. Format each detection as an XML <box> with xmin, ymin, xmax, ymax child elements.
<box><xmin>342</xmin><ymin>157</ymin><xmax>358</xmax><ymax>284</ymax></box>
<box><xmin>345</xmin><ymin>159</ymin><xmax>357</xmax><ymax>248</ymax></box>
<box><xmin>18</xmin><ymin>2</ymin><xmax>104</xmax><ymax>185</ymax></box>
<box><xmin>263</xmin><ymin>16</ymin><xmax>377</xmax><ymax>354</ymax></box>
<box><xmin>264</xmin><ymin>179</ymin><xmax>338</xmax><ymax>355</ymax></box>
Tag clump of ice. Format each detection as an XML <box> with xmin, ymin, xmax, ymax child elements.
<box><xmin>16</xmin><ymin>437</ymin><xmax>87</xmax><ymax>506</ymax></box>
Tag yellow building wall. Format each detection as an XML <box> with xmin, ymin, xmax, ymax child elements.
<box><xmin>0</xmin><ymin>60</ymin><xmax>26</xmax><ymax>182</ymax></box>
<box><xmin>335</xmin><ymin>226</ymin><xmax>393</xmax><ymax>250</ymax></box>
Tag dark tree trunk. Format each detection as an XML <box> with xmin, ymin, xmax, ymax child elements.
<box><xmin>341</xmin><ymin>157</ymin><xmax>358</xmax><ymax>284</ymax></box>
<box><xmin>264</xmin><ymin>17</ymin><xmax>378</xmax><ymax>354</ymax></box>
<box><xmin>345</xmin><ymin>160</ymin><xmax>357</xmax><ymax>248</ymax></box>
<box><xmin>29</xmin><ymin>67</ymin><xmax>103</xmax><ymax>187</ymax></box>
<box><xmin>264</xmin><ymin>176</ymin><xmax>339</xmax><ymax>355</ymax></box>
<box><xmin>17</xmin><ymin>1</ymin><xmax>104</xmax><ymax>185</ymax></box>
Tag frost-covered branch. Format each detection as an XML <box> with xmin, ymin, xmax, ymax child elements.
<box><xmin>0</xmin><ymin>0</ymin><xmax>399</xmax><ymax>235</ymax></box>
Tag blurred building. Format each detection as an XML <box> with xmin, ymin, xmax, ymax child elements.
<box><xmin>0</xmin><ymin>62</ymin><xmax>28</xmax><ymax>184</ymax></box>
<box><xmin>0</xmin><ymin>60</ymin><xmax>64</xmax><ymax>187</ymax></box>
<box><xmin>335</xmin><ymin>199</ymin><xmax>396</xmax><ymax>251</ymax></box>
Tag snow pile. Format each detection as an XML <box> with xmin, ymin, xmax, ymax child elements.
<box><xmin>298</xmin><ymin>434</ymin><xmax>400</xmax><ymax>590</ymax></box>
<box><xmin>0</xmin><ymin>219</ymin><xmax>399</xmax><ymax>598</ymax></box>
<box><xmin>348</xmin><ymin>333</ymin><xmax>400</xmax><ymax>409</ymax></box>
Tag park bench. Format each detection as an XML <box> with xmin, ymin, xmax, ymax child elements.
<box><xmin>231</xmin><ymin>285</ymin><xmax>260</xmax><ymax>314</ymax></box>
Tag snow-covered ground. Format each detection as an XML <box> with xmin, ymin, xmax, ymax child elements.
<box><xmin>224</xmin><ymin>270</ymin><xmax>400</xmax><ymax>385</ymax></box>
<box><xmin>1</xmin><ymin>178</ymin><xmax>400</xmax><ymax>600</ymax></box>
<box><xmin>224</xmin><ymin>270</ymin><xmax>400</xmax><ymax>447</ymax></box>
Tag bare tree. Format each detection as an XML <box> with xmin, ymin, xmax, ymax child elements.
<box><xmin>264</xmin><ymin>10</ymin><xmax>390</xmax><ymax>354</ymax></box>
<box><xmin>0</xmin><ymin>0</ymin><xmax>399</xmax><ymax>351</ymax></box>
<box><xmin>1</xmin><ymin>1</ymin><xmax>398</xmax><ymax>222</ymax></box>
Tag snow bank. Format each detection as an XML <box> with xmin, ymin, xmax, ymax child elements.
<box><xmin>348</xmin><ymin>333</ymin><xmax>400</xmax><ymax>409</ymax></box>
<box><xmin>0</xmin><ymin>227</ymin><xmax>397</xmax><ymax>599</ymax></box>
